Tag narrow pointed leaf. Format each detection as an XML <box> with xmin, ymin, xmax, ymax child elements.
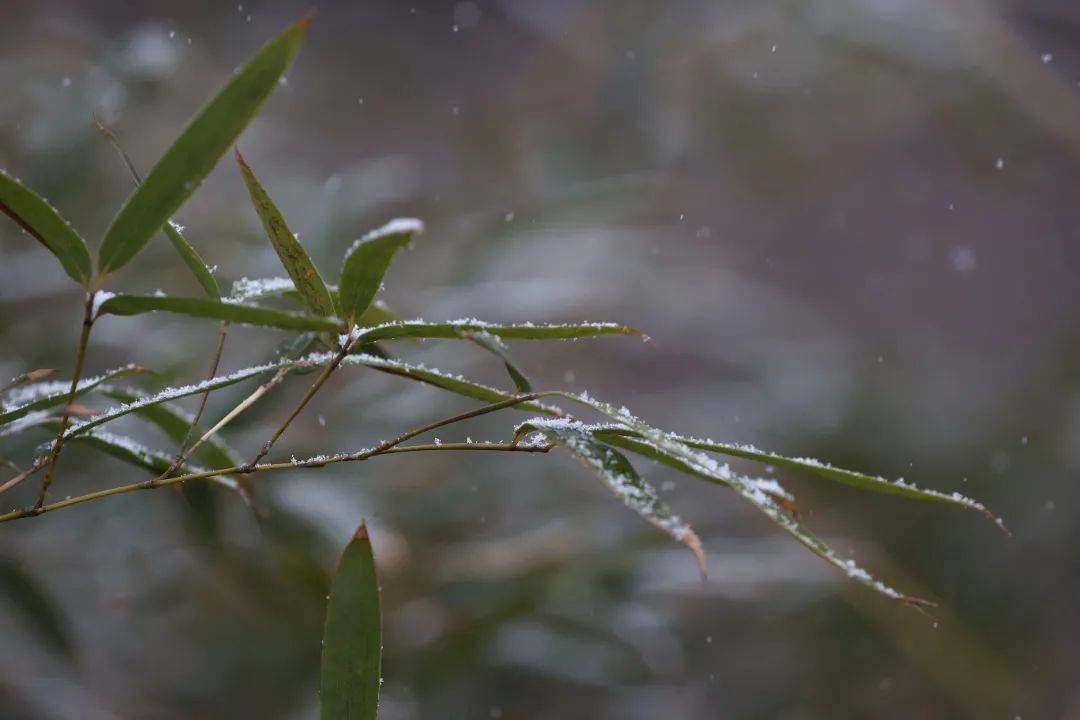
<box><xmin>0</xmin><ymin>170</ymin><xmax>92</xmax><ymax>285</ymax></box>
<box><xmin>357</xmin><ymin>320</ymin><xmax>636</xmax><ymax>344</ymax></box>
<box><xmin>336</xmin><ymin>353</ymin><xmax>560</xmax><ymax>415</ymax></box>
<box><xmin>96</xmin><ymin>122</ymin><xmax>221</xmax><ymax>298</ymax></box>
<box><xmin>0</xmin><ymin>364</ymin><xmax>145</xmax><ymax>427</ymax></box>
<box><xmin>236</xmin><ymin>150</ymin><xmax>335</xmax><ymax>315</ymax></box>
<box><xmin>101</xmin><ymin>389</ymin><xmax>240</xmax><ymax>470</ymax></box>
<box><xmin>556</xmin><ymin>393</ymin><xmax>932</xmax><ymax>605</ymax></box>
<box><xmin>339</xmin><ymin>218</ymin><xmax>422</xmax><ymax>325</ymax></box>
<box><xmin>96</xmin><ymin>294</ymin><xmax>341</xmax><ymax>332</ymax></box>
<box><xmin>321</xmin><ymin>523</ymin><xmax>382</xmax><ymax>720</ymax></box>
<box><xmin>59</xmin><ymin>428</ymin><xmax>209</xmax><ymax>477</ymax></box>
<box><xmin>61</xmin><ymin>357</ymin><xmax>301</xmax><ymax>438</ymax></box>
<box><xmin>1</xmin><ymin>368</ymin><xmax>55</xmax><ymax>396</ymax></box>
<box><xmin>460</xmin><ymin>330</ymin><xmax>532</xmax><ymax>393</ymax></box>
<box><xmin>231</xmin><ymin>278</ymin><xmax>399</xmax><ymax>327</ymax></box>
<box><xmin>592</xmin><ymin>428</ymin><xmax>1002</xmax><ymax>527</ymax></box>
<box><xmin>98</xmin><ymin>16</ymin><xmax>309</xmax><ymax>275</ymax></box>
<box><xmin>515</xmin><ymin>418</ymin><xmax>705</xmax><ymax>574</ymax></box>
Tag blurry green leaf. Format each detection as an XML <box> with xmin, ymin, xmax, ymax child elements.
<box><xmin>61</xmin><ymin>427</ymin><xmax>210</xmax><ymax>477</ymax></box>
<box><xmin>231</xmin><ymin>278</ymin><xmax>399</xmax><ymax>328</ymax></box>
<box><xmin>0</xmin><ymin>364</ymin><xmax>145</xmax><ymax>427</ymax></box>
<box><xmin>515</xmin><ymin>418</ymin><xmax>705</xmax><ymax>574</ymax></box>
<box><xmin>0</xmin><ymin>170</ymin><xmax>92</xmax><ymax>285</ymax></box>
<box><xmin>460</xmin><ymin>330</ymin><xmax>532</xmax><ymax>393</ymax></box>
<box><xmin>96</xmin><ymin>294</ymin><xmax>341</xmax><ymax>332</ymax></box>
<box><xmin>357</xmin><ymin>320</ymin><xmax>636</xmax><ymax>344</ymax></box>
<box><xmin>338</xmin><ymin>218</ymin><xmax>422</xmax><ymax>326</ymax></box>
<box><xmin>96</xmin><ymin>122</ymin><xmax>221</xmax><ymax>298</ymax></box>
<box><xmin>558</xmin><ymin>393</ymin><xmax>932</xmax><ymax>605</ymax></box>
<box><xmin>97</xmin><ymin>16</ymin><xmax>309</xmax><ymax>275</ymax></box>
<box><xmin>338</xmin><ymin>353</ymin><xmax>559</xmax><ymax>414</ymax></box>
<box><xmin>0</xmin><ymin>556</ymin><xmax>74</xmax><ymax>659</ymax></box>
<box><xmin>321</xmin><ymin>522</ymin><xmax>382</xmax><ymax>720</ymax></box>
<box><xmin>0</xmin><ymin>368</ymin><xmax>55</xmax><ymax>396</ymax></box>
<box><xmin>236</xmin><ymin>150</ymin><xmax>335</xmax><ymax>316</ymax></box>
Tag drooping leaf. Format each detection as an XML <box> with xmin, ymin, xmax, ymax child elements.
<box><xmin>0</xmin><ymin>364</ymin><xmax>145</xmax><ymax>427</ymax></box>
<box><xmin>557</xmin><ymin>393</ymin><xmax>933</xmax><ymax>605</ymax></box>
<box><xmin>0</xmin><ymin>556</ymin><xmax>74</xmax><ymax>659</ymax></box>
<box><xmin>321</xmin><ymin>522</ymin><xmax>382</xmax><ymax>720</ymax></box>
<box><xmin>338</xmin><ymin>218</ymin><xmax>422</xmax><ymax>326</ymax></box>
<box><xmin>356</xmin><ymin>320</ymin><xmax>636</xmax><ymax>344</ymax></box>
<box><xmin>231</xmin><ymin>278</ymin><xmax>400</xmax><ymax>327</ymax></box>
<box><xmin>95</xmin><ymin>122</ymin><xmax>221</xmax><ymax>298</ymax></box>
<box><xmin>595</xmin><ymin>428</ymin><xmax>1001</xmax><ymax>526</ymax></box>
<box><xmin>97</xmin><ymin>16</ymin><xmax>310</xmax><ymax>275</ymax></box>
<box><xmin>460</xmin><ymin>330</ymin><xmax>532</xmax><ymax>393</ymax></box>
<box><xmin>235</xmin><ymin>150</ymin><xmax>335</xmax><ymax>316</ymax></box>
<box><xmin>0</xmin><ymin>170</ymin><xmax>92</xmax><ymax>285</ymax></box>
<box><xmin>61</xmin><ymin>428</ymin><xmax>209</xmax><ymax>476</ymax></box>
<box><xmin>96</xmin><ymin>294</ymin><xmax>341</xmax><ymax>333</ymax></box>
<box><xmin>515</xmin><ymin>418</ymin><xmax>705</xmax><ymax>574</ymax></box>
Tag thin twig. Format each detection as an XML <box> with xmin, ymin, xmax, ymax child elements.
<box><xmin>247</xmin><ymin>336</ymin><xmax>355</xmax><ymax>467</ymax></box>
<box><xmin>1</xmin><ymin>392</ymin><xmax>556</xmax><ymax>523</ymax></box>
<box><xmin>35</xmin><ymin>292</ymin><xmax>95</xmax><ymax>508</ymax></box>
<box><xmin>175</xmin><ymin>366</ymin><xmax>290</xmax><ymax>469</ymax></box>
<box><xmin>158</xmin><ymin>321</ymin><xmax>228</xmax><ymax>478</ymax></box>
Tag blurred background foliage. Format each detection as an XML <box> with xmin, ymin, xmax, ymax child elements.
<box><xmin>1</xmin><ymin>1</ymin><xmax>1078</xmax><ymax>718</ymax></box>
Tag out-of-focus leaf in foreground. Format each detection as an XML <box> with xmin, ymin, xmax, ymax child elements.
<box><xmin>0</xmin><ymin>170</ymin><xmax>92</xmax><ymax>285</ymax></box>
<box><xmin>321</xmin><ymin>522</ymin><xmax>382</xmax><ymax>720</ymax></box>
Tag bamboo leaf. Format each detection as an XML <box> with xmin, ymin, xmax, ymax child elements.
<box><xmin>515</xmin><ymin>418</ymin><xmax>705</xmax><ymax>574</ymax></box>
<box><xmin>557</xmin><ymin>393</ymin><xmax>934</xmax><ymax>605</ymax></box>
<box><xmin>357</xmin><ymin>320</ymin><xmax>636</xmax><ymax>344</ymax></box>
<box><xmin>96</xmin><ymin>122</ymin><xmax>221</xmax><ymax>298</ymax></box>
<box><xmin>338</xmin><ymin>218</ymin><xmax>422</xmax><ymax>326</ymax></box>
<box><xmin>96</xmin><ymin>294</ymin><xmax>341</xmax><ymax>332</ymax></box>
<box><xmin>321</xmin><ymin>522</ymin><xmax>382</xmax><ymax>720</ymax></box>
<box><xmin>0</xmin><ymin>364</ymin><xmax>145</xmax><ymax>427</ymax></box>
<box><xmin>336</xmin><ymin>353</ymin><xmax>560</xmax><ymax>415</ymax></box>
<box><xmin>235</xmin><ymin>150</ymin><xmax>335</xmax><ymax>316</ymax></box>
<box><xmin>97</xmin><ymin>16</ymin><xmax>309</xmax><ymax>275</ymax></box>
<box><xmin>60</xmin><ymin>357</ymin><xmax>300</xmax><ymax>439</ymax></box>
<box><xmin>460</xmin><ymin>330</ymin><xmax>532</xmax><ymax>393</ymax></box>
<box><xmin>231</xmin><ymin>278</ymin><xmax>400</xmax><ymax>328</ymax></box>
<box><xmin>0</xmin><ymin>170</ymin><xmax>92</xmax><ymax>285</ymax></box>
<box><xmin>60</xmin><ymin>428</ymin><xmax>210</xmax><ymax>477</ymax></box>
<box><xmin>591</xmin><ymin>428</ymin><xmax>1003</xmax><ymax>528</ymax></box>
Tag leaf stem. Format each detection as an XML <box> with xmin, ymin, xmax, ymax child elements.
<box><xmin>34</xmin><ymin>292</ymin><xmax>95</xmax><ymax>508</ymax></box>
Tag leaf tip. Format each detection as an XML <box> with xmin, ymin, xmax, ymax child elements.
<box><xmin>352</xmin><ymin>521</ymin><xmax>369</xmax><ymax>541</ymax></box>
<box><xmin>234</xmin><ymin>146</ymin><xmax>250</xmax><ymax>170</ymax></box>
<box><xmin>297</xmin><ymin>9</ymin><xmax>316</xmax><ymax>31</ymax></box>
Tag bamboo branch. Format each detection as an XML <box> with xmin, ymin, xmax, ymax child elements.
<box><xmin>35</xmin><ymin>292</ymin><xmax>95</xmax><ymax>508</ymax></box>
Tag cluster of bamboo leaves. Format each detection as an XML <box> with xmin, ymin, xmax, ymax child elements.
<box><xmin>0</xmin><ymin>15</ymin><xmax>1005</xmax><ymax>719</ymax></box>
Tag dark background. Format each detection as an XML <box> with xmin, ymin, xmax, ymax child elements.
<box><xmin>1</xmin><ymin>1</ymin><xmax>1078</xmax><ymax>718</ymax></box>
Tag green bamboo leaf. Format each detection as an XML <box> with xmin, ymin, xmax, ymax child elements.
<box><xmin>1</xmin><ymin>368</ymin><xmax>55</xmax><ymax>396</ymax></box>
<box><xmin>96</xmin><ymin>122</ymin><xmax>221</xmax><ymax>298</ymax></box>
<box><xmin>594</xmin><ymin>429</ymin><xmax>1003</xmax><ymax>528</ymax></box>
<box><xmin>0</xmin><ymin>170</ymin><xmax>92</xmax><ymax>285</ymax></box>
<box><xmin>231</xmin><ymin>278</ymin><xmax>399</xmax><ymax>328</ymax></box>
<box><xmin>554</xmin><ymin>393</ymin><xmax>933</xmax><ymax>605</ymax></box>
<box><xmin>460</xmin><ymin>330</ymin><xmax>532</xmax><ymax>393</ymax></box>
<box><xmin>338</xmin><ymin>218</ymin><xmax>422</xmax><ymax>326</ymax></box>
<box><xmin>96</xmin><ymin>294</ymin><xmax>341</xmax><ymax>333</ymax></box>
<box><xmin>0</xmin><ymin>364</ymin><xmax>145</xmax><ymax>427</ymax></box>
<box><xmin>515</xmin><ymin>418</ymin><xmax>705</xmax><ymax>574</ymax></box>
<box><xmin>336</xmin><ymin>353</ymin><xmax>560</xmax><ymax>415</ymax></box>
<box><xmin>97</xmin><ymin>15</ymin><xmax>310</xmax><ymax>275</ymax></box>
<box><xmin>60</xmin><ymin>428</ymin><xmax>210</xmax><ymax>477</ymax></box>
<box><xmin>235</xmin><ymin>150</ymin><xmax>335</xmax><ymax>316</ymax></box>
<box><xmin>321</xmin><ymin>522</ymin><xmax>382</xmax><ymax>720</ymax></box>
<box><xmin>60</xmin><ymin>357</ymin><xmax>301</xmax><ymax>439</ymax></box>
<box><xmin>356</xmin><ymin>320</ymin><xmax>637</xmax><ymax>344</ymax></box>
<box><xmin>101</xmin><ymin>389</ymin><xmax>240</xmax><ymax>471</ymax></box>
